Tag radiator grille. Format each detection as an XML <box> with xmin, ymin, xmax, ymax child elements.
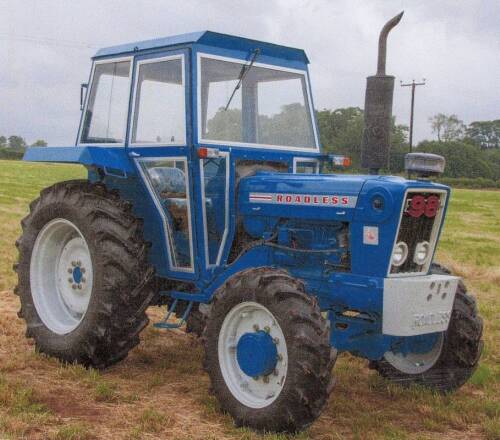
<box><xmin>390</xmin><ymin>191</ymin><xmax>446</xmax><ymax>275</ymax></box>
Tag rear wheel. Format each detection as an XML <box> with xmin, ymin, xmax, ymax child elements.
<box><xmin>203</xmin><ymin>268</ymin><xmax>336</xmax><ymax>432</ymax></box>
<box><xmin>15</xmin><ymin>180</ymin><xmax>155</xmax><ymax>368</ymax></box>
<box><xmin>371</xmin><ymin>263</ymin><xmax>483</xmax><ymax>392</ymax></box>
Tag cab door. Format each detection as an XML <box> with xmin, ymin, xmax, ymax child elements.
<box><xmin>126</xmin><ymin>49</ymin><xmax>198</xmax><ymax>280</ymax></box>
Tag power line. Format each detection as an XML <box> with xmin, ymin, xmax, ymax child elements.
<box><xmin>0</xmin><ymin>33</ymin><xmax>99</xmax><ymax>50</ymax></box>
<box><xmin>400</xmin><ymin>79</ymin><xmax>426</xmax><ymax>152</ymax></box>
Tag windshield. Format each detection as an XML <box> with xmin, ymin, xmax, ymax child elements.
<box><xmin>199</xmin><ymin>56</ymin><xmax>317</xmax><ymax>149</ymax></box>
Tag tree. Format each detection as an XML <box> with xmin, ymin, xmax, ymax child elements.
<box><xmin>259</xmin><ymin>103</ymin><xmax>314</xmax><ymax>147</ymax></box>
<box><xmin>0</xmin><ymin>136</ymin><xmax>6</xmax><ymax>148</ymax></box>
<box><xmin>418</xmin><ymin>140</ymin><xmax>494</xmax><ymax>179</ymax></box>
<box><xmin>466</xmin><ymin>120</ymin><xmax>500</xmax><ymax>149</ymax></box>
<box><xmin>316</xmin><ymin>107</ymin><xmax>408</xmax><ymax>171</ymax></box>
<box><xmin>429</xmin><ymin>113</ymin><xmax>465</xmax><ymax>142</ymax></box>
<box><xmin>207</xmin><ymin>103</ymin><xmax>317</xmax><ymax>148</ymax></box>
<box><xmin>8</xmin><ymin>135</ymin><xmax>27</xmax><ymax>151</ymax></box>
<box><xmin>317</xmin><ymin>107</ymin><xmax>364</xmax><ymax>156</ymax></box>
<box><xmin>31</xmin><ymin>139</ymin><xmax>48</xmax><ymax>147</ymax></box>
<box><xmin>206</xmin><ymin>108</ymin><xmax>242</xmax><ymax>142</ymax></box>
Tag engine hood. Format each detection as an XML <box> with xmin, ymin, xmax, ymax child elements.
<box><xmin>238</xmin><ymin>171</ymin><xmax>449</xmax><ymax>223</ymax></box>
<box><xmin>239</xmin><ymin>172</ymin><xmax>382</xmax><ymax>222</ymax></box>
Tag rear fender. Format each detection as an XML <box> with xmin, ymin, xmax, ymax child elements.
<box><xmin>23</xmin><ymin>146</ymin><xmax>134</xmax><ymax>174</ymax></box>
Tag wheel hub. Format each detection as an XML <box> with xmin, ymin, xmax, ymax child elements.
<box><xmin>236</xmin><ymin>330</ymin><xmax>278</xmax><ymax>378</ymax></box>
<box><xmin>218</xmin><ymin>301</ymin><xmax>288</xmax><ymax>409</ymax></box>
<box><xmin>72</xmin><ymin>265</ymin><xmax>83</xmax><ymax>284</ymax></box>
<box><xmin>384</xmin><ymin>332</ymin><xmax>444</xmax><ymax>374</ymax></box>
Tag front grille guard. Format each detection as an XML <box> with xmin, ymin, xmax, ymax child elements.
<box><xmin>388</xmin><ymin>189</ymin><xmax>448</xmax><ymax>277</ymax></box>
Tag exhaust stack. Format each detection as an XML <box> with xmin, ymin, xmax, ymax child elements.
<box><xmin>361</xmin><ymin>11</ymin><xmax>404</xmax><ymax>174</ymax></box>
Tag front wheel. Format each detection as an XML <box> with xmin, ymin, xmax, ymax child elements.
<box><xmin>203</xmin><ymin>268</ymin><xmax>336</xmax><ymax>432</ymax></box>
<box><xmin>371</xmin><ymin>264</ymin><xmax>483</xmax><ymax>392</ymax></box>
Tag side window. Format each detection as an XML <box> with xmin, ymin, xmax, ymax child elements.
<box><xmin>294</xmin><ymin>159</ymin><xmax>319</xmax><ymax>174</ymax></box>
<box><xmin>201</xmin><ymin>156</ymin><xmax>228</xmax><ymax>265</ymax></box>
<box><xmin>131</xmin><ymin>57</ymin><xmax>185</xmax><ymax>145</ymax></box>
<box><xmin>81</xmin><ymin>60</ymin><xmax>131</xmax><ymax>144</ymax></box>
<box><xmin>139</xmin><ymin>159</ymin><xmax>193</xmax><ymax>271</ymax></box>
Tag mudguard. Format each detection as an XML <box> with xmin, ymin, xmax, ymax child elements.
<box><xmin>23</xmin><ymin>146</ymin><xmax>134</xmax><ymax>174</ymax></box>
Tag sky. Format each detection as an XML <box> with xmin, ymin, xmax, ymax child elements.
<box><xmin>1</xmin><ymin>0</ymin><xmax>499</xmax><ymax>146</ymax></box>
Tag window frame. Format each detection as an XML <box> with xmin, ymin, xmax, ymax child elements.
<box><xmin>199</xmin><ymin>151</ymin><xmax>230</xmax><ymax>268</ymax></box>
<box><xmin>196</xmin><ymin>52</ymin><xmax>320</xmax><ymax>153</ymax></box>
<box><xmin>77</xmin><ymin>56</ymin><xmax>133</xmax><ymax>147</ymax></box>
<box><xmin>128</xmin><ymin>54</ymin><xmax>187</xmax><ymax>147</ymax></box>
<box><xmin>135</xmin><ymin>156</ymin><xmax>195</xmax><ymax>273</ymax></box>
<box><xmin>293</xmin><ymin>157</ymin><xmax>320</xmax><ymax>174</ymax></box>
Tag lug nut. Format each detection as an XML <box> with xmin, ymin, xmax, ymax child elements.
<box><xmin>263</xmin><ymin>376</ymin><xmax>270</xmax><ymax>384</ymax></box>
<box><xmin>277</xmin><ymin>353</ymin><xmax>283</xmax><ymax>362</ymax></box>
<box><xmin>77</xmin><ymin>261</ymin><xmax>82</xmax><ymax>267</ymax></box>
<box><xmin>72</xmin><ymin>284</ymin><xmax>77</xmax><ymax>289</ymax></box>
<box><xmin>68</xmin><ymin>268</ymin><xmax>73</xmax><ymax>274</ymax></box>
<box><xmin>81</xmin><ymin>268</ymin><xmax>86</xmax><ymax>274</ymax></box>
<box><xmin>273</xmin><ymin>369</ymin><xmax>279</xmax><ymax>376</ymax></box>
<box><xmin>68</xmin><ymin>278</ymin><xmax>73</xmax><ymax>283</ymax></box>
<box><xmin>71</xmin><ymin>261</ymin><xmax>76</xmax><ymax>267</ymax></box>
<box><xmin>253</xmin><ymin>324</ymin><xmax>260</xmax><ymax>332</ymax></box>
<box><xmin>81</xmin><ymin>277</ymin><xmax>86</xmax><ymax>283</ymax></box>
<box><xmin>77</xmin><ymin>284</ymin><xmax>82</xmax><ymax>290</ymax></box>
<box><xmin>253</xmin><ymin>376</ymin><xmax>259</xmax><ymax>381</ymax></box>
<box><xmin>264</xmin><ymin>326</ymin><xmax>271</xmax><ymax>333</ymax></box>
<box><xmin>273</xmin><ymin>337</ymin><xmax>279</xmax><ymax>345</ymax></box>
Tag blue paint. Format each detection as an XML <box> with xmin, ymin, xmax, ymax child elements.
<box><xmin>72</xmin><ymin>267</ymin><xmax>82</xmax><ymax>284</ymax></box>
<box><xmin>94</xmin><ymin>31</ymin><xmax>308</xmax><ymax>64</ymax></box>
<box><xmin>237</xmin><ymin>331</ymin><xmax>278</xmax><ymax>377</ymax></box>
<box><xmin>23</xmin><ymin>146</ymin><xmax>135</xmax><ymax>173</ymax></box>
<box><xmin>394</xmin><ymin>332</ymin><xmax>441</xmax><ymax>356</ymax></box>
<box><xmin>22</xmin><ymin>31</ymin><xmax>454</xmax><ymax>363</ymax></box>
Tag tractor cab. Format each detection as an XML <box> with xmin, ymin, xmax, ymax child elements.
<box><xmin>27</xmin><ymin>31</ymin><xmax>324</xmax><ymax>282</ymax></box>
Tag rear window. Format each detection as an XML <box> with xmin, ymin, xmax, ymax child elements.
<box><xmin>80</xmin><ymin>60</ymin><xmax>131</xmax><ymax>144</ymax></box>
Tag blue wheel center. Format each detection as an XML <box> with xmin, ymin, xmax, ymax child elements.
<box><xmin>236</xmin><ymin>331</ymin><xmax>278</xmax><ymax>377</ymax></box>
<box><xmin>72</xmin><ymin>267</ymin><xmax>82</xmax><ymax>284</ymax></box>
<box><xmin>398</xmin><ymin>332</ymin><xmax>441</xmax><ymax>356</ymax></box>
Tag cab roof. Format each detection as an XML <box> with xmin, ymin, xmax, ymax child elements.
<box><xmin>94</xmin><ymin>30</ymin><xmax>309</xmax><ymax>64</ymax></box>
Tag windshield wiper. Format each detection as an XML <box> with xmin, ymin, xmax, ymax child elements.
<box><xmin>223</xmin><ymin>48</ymin><xmax>260</xmax><ymax>111</ymax></box>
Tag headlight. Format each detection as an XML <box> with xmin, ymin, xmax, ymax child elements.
<box><xmin>414</xmin><ymin>241</ymin><xmax>431</xmax><ymax>265</ymax></box>
<box><xmin>391</xmin><ymin>242</ymin><xmax>408</xmax><ymax>267</ymax></box>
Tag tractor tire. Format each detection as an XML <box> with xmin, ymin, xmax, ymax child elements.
<box><xmin>202</xmin><ymin>268</ymin><xmax>336</xmax><ymax>433</ymax></box>
<box><xmin>186</xmin><ymin>306</ymin><xmax>206</xmax><ymax>337</ymax></box>
<box><xmin>370</xmin><ymin>263</ymin><xmax>483</xmax><ymax>392</ymax></box>
<box><xmin>14</xmin><ymin>180</ymin><xmax>155</xmax><ymax>369</ymax></box>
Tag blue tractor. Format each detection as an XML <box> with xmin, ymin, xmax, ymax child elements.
<box><xmin>16</xmin><ymin>13</ymin><xmax>482</xmax><ymax>432</ymax></box>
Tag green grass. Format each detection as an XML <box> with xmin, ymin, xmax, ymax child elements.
<box><xmin>0</xmin><ymin>160</ymin><xmax>498</xmax><ymax>439</ymax></box>
<box><xmin>0</xmin><ymin>160</ymin><xmax>85</xmax><ymax>291</ymax></box>
<box><xmin>52</xmin><ymin>423</ymin><xmax>94</xmax><ymax>440</ymax></box>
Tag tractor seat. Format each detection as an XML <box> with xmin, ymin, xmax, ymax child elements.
<box><xmin>149</xmin><ymin>166</ymin><xmax>186</xmax><ymax>195</ymax></box>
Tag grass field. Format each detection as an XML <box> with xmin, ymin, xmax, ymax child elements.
<box><xmin>0</xmin><ymin>159</ymin><xmax>498</xmax><ymax>440</ymax></box>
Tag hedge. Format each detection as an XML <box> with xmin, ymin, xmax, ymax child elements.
<box><xmin>436</xmin><ymin>177</ymin><xmax>499</xmax><ymax>189</ymax></box>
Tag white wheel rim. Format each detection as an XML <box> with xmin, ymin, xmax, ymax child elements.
<box><xmin>384</xmin><ymin>333</ymin><xmax>444</xmax><ymax>375</ymax></box>
<box><xmin>218</xmin><ymin>301</ymin><xmax>288</xmax><ymax>409</ymax></box>
<box><xmin>30</xmin><ymin>218</ymin><xmax>93</xmax><ymax>335</ymax></box>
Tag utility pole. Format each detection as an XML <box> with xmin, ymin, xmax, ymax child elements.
<box><xmin>400</xmin><ymin>79</ymin><xmax>426</xmax><ymax>151</ymax></box>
